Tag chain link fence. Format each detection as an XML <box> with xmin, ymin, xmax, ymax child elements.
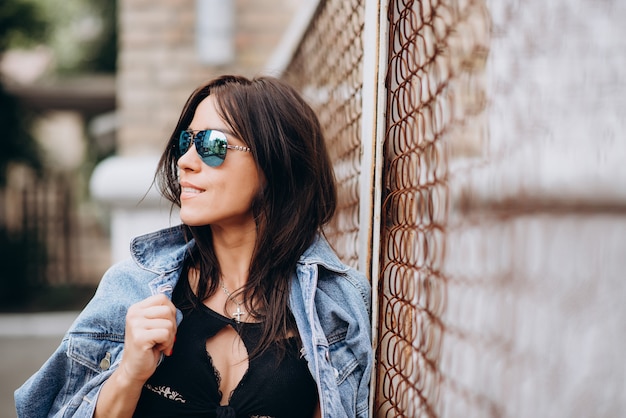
<box><xmin>283</xmin><ymin>0</ymin><xmax>365</xmax><ymax>268</ymax></box>
<box><xmin>280</xmin><ymin>0</ymin><xmax>626</xmax><ymax>416</ymax></box>
<box><xmin>377</xmin><ymin>1</ymin><xmax>490</xmax><ymax>416</ymax></box>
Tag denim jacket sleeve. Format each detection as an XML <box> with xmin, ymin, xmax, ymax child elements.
<box><xmin>291</xmin><ymin>260</ymin><xmax>373</xmax><ymax>418</ymax></box>
<box><xmin>14</xmin><ymin>259</ymin><xmax>155</xmax><ymax>418</ymax></box>
<box><xmin>15</xmin><ymin>226</ymin><xmax>187</xmax><ymax>418</ymax></box>
<box><xmin>14</xmin><ymin>326</ymin><xmax>127</xmax><ymax>417</ymax></box>
<box><xmin>15</xmin><ymin>335</ymin><xmax>116</xmax><ymax>417</ymax></box>
<box><xmin>316</xmin><ymin>266</ymin><xmax>372</xmax><ymax>418</ymax></box>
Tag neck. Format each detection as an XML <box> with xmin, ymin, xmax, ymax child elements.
<box><xmin>210</xmin><ymin>221</ymin><xmax>257</xmax><ymax>290</ymax></box>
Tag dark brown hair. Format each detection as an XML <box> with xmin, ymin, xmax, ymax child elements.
<box><xmin>156</xmin><ymin>75</ymin><xmax>337</xmax><ymax>357</ymax></box>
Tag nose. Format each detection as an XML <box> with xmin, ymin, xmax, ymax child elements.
<box><xmin>177</xmin><ymin>139</ymin><xmax>202</xmax><ymax>171</ymax></box>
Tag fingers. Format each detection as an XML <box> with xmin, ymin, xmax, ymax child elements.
<box><xmin>134</xmin><ymin>304</ymin><xmax>176</xmax><ymax>321</ymax></box>
<box><xmin>121</xmin><ymin>294</ymin><xmax>178</xmax><ymax>383</ymax></box>
<box><xmin>126</xmin><ymin>296</ymin><xmax>176</xmax><ymax>347</ymax></box>
<box><xmin>133</xmin><ymin>293</ymin><xmax>176</xmax><ymax>313</ymax></box>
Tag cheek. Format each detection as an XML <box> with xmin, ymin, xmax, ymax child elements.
<box><xmin>232</xmin><ymin>182</ymin><xmax>261</xmax><ymax>211</ymax></box>
<box><xmin>236</xmin><ymin>165</ymin><xmax>263</xmax><ymax>200</ymax></box>
<box><xmin>208</xmin><ymin>179</ymin><xmax>258</xmax><ymax>214</ymax></box>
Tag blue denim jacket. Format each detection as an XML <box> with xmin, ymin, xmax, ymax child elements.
<box><xmin>15</xmin><ymin>226</ymin><xmax>372</xmax><ymax>418</ymax></box>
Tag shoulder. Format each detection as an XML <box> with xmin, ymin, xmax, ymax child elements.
<box><xmin>318</xmin><ymin>266</ymin><xmax>371</xmax><ymax>315</ymax></box>
<box><xmin>67</xmin><ymin>258</ymin><xmax>156</xmax><ymax>334</ymax></box>
<box><xmin>299</xmin><ymin>233</ymin><xmax>372</xmax><ymax>313</ymax></box>
<box><xmin>97</xmin><ymin>257</ymin><xmax>156</xmax><ymax>293</ymax></box>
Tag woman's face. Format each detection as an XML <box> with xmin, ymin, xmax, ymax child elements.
<box><xmin>177</xmin><ymin>95</ymin><xmax>261</xmax><ymax>229</ymax></box>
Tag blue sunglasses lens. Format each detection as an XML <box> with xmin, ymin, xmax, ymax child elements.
<box><xmin>178</xmin><ymin>130</ymin><xmax>227</xmax><ymax>167</ymax></box>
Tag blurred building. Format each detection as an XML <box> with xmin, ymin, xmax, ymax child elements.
<box><xmin>1</xmin><ymin>64</ymin><xmax>116</xmax><ymax>288</ymax></box>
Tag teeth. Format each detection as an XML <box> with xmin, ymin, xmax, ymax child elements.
<box><xmin>182</xmin><ymin>187</ymin><xmax>201</xmax><ymax>193</ymax></box>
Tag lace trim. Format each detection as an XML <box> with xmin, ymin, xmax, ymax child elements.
<box><xmin>207</xmin><ymin>350</ymin><xmax>252</xmax><ymax>403</ymax></box>
<box><xmin>207</xmin><ymin>353</ymin><xmax>223</xmax><ymax>399</ymax></box>
<box><xmin>144</xmin><ymin>383</ymin><xmax>186</xmax><ymax>404</ymax></box>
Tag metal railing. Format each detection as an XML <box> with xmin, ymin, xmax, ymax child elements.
<box><xmin>0</xmin><ymin>168</ymin><xmax>76</xmax><ymax>287</ymax></box>
<box><xmin>0</xmin><ymin>166</ymin><xmax>108</xmax><ymax>296</ymax></box>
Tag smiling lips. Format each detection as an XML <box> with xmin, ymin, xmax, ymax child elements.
<box><xmin>180</xmin><ymin>184</ymin><xmax>205</xmax><ymax>198</ymax></box>
<box><xmin>181</xmin><ymin>186</ymin><xmax>202</xmax><ymax>194</ymax></box>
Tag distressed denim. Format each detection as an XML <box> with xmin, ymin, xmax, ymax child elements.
<box><xmin>15</xmin><ymin>225</ymin><xmax>372</xmax><ymax>418</ymax></box>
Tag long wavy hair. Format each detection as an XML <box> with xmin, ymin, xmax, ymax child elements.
<box><xmin>155</xmin><ymin>75</ymin><xmax>337</xmax><ymax>357</ymax></box>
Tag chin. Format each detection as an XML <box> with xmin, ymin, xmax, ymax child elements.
<box><xmin>179</xmin><ymin>213</ymin><xmax>209</xmax><ymax>227</ymax></box>
<box><xmin>181</xmin><ymin>219</ymin><xmax>211</xmax><ymax>227</ymax></box>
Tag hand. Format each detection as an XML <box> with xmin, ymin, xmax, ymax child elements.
<box><xmin>119</xmin><ymin>294</ymin><xmax>177</xmax><ymax>385</ymax></box>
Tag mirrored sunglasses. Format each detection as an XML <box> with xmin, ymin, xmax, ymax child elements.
<box><xmin>177</xmin><ymin>129</ymin><xmax>251</xmax><ymax>167</ymax></box>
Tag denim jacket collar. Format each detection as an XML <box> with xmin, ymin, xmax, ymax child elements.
<box><xmin>298</xmin><ymin>233</ymin><xmax>351</xmax><ymax>273</ymax></box>
<box><xmin>131</xmin><ymin>225</ymin><xmax>349</xmax><ymax>276</ymax></box>
<box><xmin>130</xmin><ymin>225</ymin><xmax>191</xmax><ymax>274</ymax></box>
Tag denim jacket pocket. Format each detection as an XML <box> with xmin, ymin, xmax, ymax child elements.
<box><xmin>328</xmin><ymin>337</ymin><xmax>359</xmax><ymax>384</ymax></box>
<box><xmin>65</xmin><ymin>333</ymin><xmax>124</xmax><ymax>399</ymax></box>
<box><xmin>328</xmin><ymin>336</ymin><xmax>361</xmax><ymax>415</ymax></box>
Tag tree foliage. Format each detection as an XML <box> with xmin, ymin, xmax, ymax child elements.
<box><xmin>0</xmin><ymin>0</ymin><xmax>49</xmax><ymax>184</ymax></box>
<box><xmin>0</xmin><ymin>86</ymin><xmax>42</xmax><ymax>185</ymax></box>
<box><xmin>0</xmin><ymin>0</ymin><xmax>48</xmax><ymax>52</ymax></box>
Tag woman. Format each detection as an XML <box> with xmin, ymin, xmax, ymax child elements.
<box><xmin>15</xmin><ymin>75</ymin><xmax>372</xmax><ymax>418</ymax></box>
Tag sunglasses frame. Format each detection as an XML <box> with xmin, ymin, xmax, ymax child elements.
<box><xmin>177</xmin><ymin>129</ymin><xmax>251</xmax><ymax>167</ymax></box>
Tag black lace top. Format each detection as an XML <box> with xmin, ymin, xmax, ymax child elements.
<box><xmin>133</xmin><ymin>303</ymin><xmax>317</xmax><ymax>418</ymax></box>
